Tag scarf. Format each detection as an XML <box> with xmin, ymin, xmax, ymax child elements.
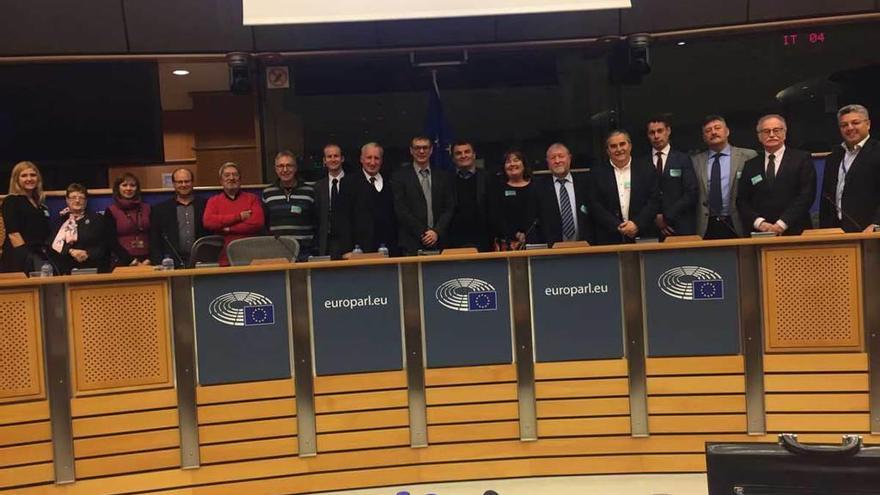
<box><xmin>52</xmin><ymin>210</ymin><xmax>83</xmax><ymax>253</ymax></box>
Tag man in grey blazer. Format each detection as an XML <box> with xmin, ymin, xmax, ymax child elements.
<box><xmin>692</xmin><ymin>115</ymin><xmax>758</xmax><ymax>239</ymax></box>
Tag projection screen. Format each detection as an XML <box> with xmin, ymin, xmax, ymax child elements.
<box><xmin>243</xmin><ymin>0</ymin><xmax>631</xmax><ymax>25</ymax></box>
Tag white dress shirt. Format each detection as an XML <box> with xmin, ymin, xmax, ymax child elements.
<box><xmin>754</xmin><ymin>146</ymin><xmax>788</xmax><ymax>231</ymax></box>
<box><xmin>553</xmin><ymin>172</ymin><xmax>579</xmax><ymax>239</ymax></box>
<box><xmin>652</xmin><ymin>144</ymin><xmax>671</xmax><ymax>173</ymax></box>
<box><xmin>327</xmin><ymin>170</ymin><xmax>345</xmax><ymax>198</ymax></box>
<box><xmin>611</xmin><ymin>160</ymin><xmax>632</xmax><ymax>221</ymax></box>
<box><xmin>837</xmin><ymin>135</ymin><xmax>871</xmax><ymax>219</ymax></box>
<box><xmin>364</xmin><ymin>170</ymin><xmax>383</xmax><ymax>192</ymax></box>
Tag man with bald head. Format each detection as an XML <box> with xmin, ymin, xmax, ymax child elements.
<box><xmin>534</xmin><ymin>143</ymin><xmax>592</xmax><ymax>245</ymax></box>
<box><xmin>819</xmin><ymin>104</ymin><xmax>880</xmax><ymax>232</ymax></box>
<box><xmin>737</xmin><ymin>114</ymin><xmax>816</xmax><ymax>235</ymax></box>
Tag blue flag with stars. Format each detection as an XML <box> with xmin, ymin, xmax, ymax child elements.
<box><xmin>244</xmin><ymin>304</ymin><xmax>275</xmax><ymax>326</ymax></box>
<box><xmin>424</xmin><ymin>71</ymin><xmax>454</xmax><ymax>171</ymax></box>
<box><xmin>467</xmin><ymin>291</ymin><xmax>497</xmax><ymax>311</ymax></box>
<box><xmin>692</xmin><ymin>280</ymin><xmax>724</xmax><ymax>300</ymax></box>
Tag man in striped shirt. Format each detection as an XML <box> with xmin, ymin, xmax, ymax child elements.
<box><xmin>261</xmin><ymin>150</ymin><xmax>316</xmax><ymax>259</ymax></box>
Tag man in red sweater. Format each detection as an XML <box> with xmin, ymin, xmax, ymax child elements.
<box><xmin>203</xmin><ymin>162</ymin><xmax>265</xmax><ymax>265</ymax></box>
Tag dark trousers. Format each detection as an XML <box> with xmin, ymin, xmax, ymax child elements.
<box><xmin>704</xmin><ymin>216</ymin><xmax>739</xmax><ymax>240</ymax></box>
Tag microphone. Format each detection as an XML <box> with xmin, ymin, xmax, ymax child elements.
<box><xmin>273</xmin><ymin>234</ymin><xmax>299</xmax><ymax>262</ymax></box>
<box><xmin>161</xmin><ymin>233</ymin><xmax>185</xmax><ymax>268</ymax></box>
<box><xmin>822</xmin><ymin>192</ymin><xmax>863</xmax><ymax>231</ymax></box>
<box><xmin>517</xmin><ymin>218</ymin><xmax>540</xmax><ymax>251</ymax></box>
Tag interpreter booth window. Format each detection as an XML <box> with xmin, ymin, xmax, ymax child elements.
<box><xmin>259</xmin><ymin>45</ymin><xmax>616</xmax><ymax>180</ymax></box>
<box><xmin>621</xmin><ymin>20</ymin><xmax>880</xmax><ymax>156</ymax></box>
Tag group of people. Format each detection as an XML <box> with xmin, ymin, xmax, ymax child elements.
<box><xmin>1</xmin><ymin>103</ymin><xmax>877</xmax><ymax>274</ymax></box>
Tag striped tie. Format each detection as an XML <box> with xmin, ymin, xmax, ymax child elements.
<box><xmin>557</xmin><ymin>178</ymin><xmax>576</xmax><ymax>240</ymax></box>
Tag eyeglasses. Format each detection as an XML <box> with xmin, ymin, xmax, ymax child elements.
<box><xmin>758</xmin><ymin>128</ymin><xmax>786</xmax><ymax>136</ymax></box>
<box><xmin>275</xmin><ymin>164</ymin><xmax>295</xmax><ymax>169</ymax></box>
<box><xmin>411</xmin><ymin>145</ymin><xmax>431</xmax><ymax>151</ymax></box>
<box><xmin>67</xmin><ymin>195</ymin><xmax>86</xmax><ymax>201</ymax></box>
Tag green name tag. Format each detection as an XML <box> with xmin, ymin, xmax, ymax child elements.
<box><xmin>751</xmin><ymin>174</ymin><xmax>763</xmax><ymax>185</ymax></box>
<box><xmin>624</xmin><ymin>180</ymin><xmax>631</xmax><ymax>189</ymax></box>
<box><xmin>669</xmin><ymin>169</ymin><xmax>681</xmax><ymax>177</ymax></box>
<box><xmin>579</xmin><ymin>204</ymin><xmax>588</xmax><ymax>214</ymax></box>
<box><xmin>290</xmin><ymin>205</ymin><xmax>302</xmax><ymax>214</ymax></box>
<box><xmin>504</xmin><ymin>190</ymin><xmax>517</xmax><ymax>197</ymax></box>
<box><xmin>736</xmin><ymin>171</ymin><xmax>742</xmax><ymax>180</ymax></box>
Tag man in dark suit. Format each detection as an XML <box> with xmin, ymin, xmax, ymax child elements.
<box><xmin>313</xmin><ymin>143</ymin><xmax>352</xmax><ymax>258</ymax></box>
<box><xmin>534</xmin><ymin>142</ymin><xmax>591</xmax><ymax>245</ymax></box>
<box><xmin>645</xmin><ymin>117</ymin><xmax>697</xmax><ymax>237</ymax></box>
<box><xmin>149</xmin><ymin>168</ymin><xmax>206</xmax><ymax>267</ymax></box>
<box><xmin>448</xmin><ymin>140</ymin><xmax>492</xmax><ymax>251</ymax></box>
<box><xmin>392</xmin><ymin>135</ymin><xmax>456</xmax><ymax>255</ymax></box>
<box><xmin>347</xmin><ymin>142</ymin><xmax>397</xmax><ymax>255</ymax></box>
<box><xmin>737</xmin><ymin>114</ymin><xmax>816</xmax><ymax>236</ymax></box>
<box><xmin>819</xmin><ymin>104</ymin><xmax>880</xmax><ymax>232</ymax></box>
<box><xmin>588</xmin><ymin>130</ymin><xmax>660</xmax><ymax>244</ymax></box>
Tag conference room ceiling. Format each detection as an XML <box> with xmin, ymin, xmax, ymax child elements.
<box><xmin>0</xmin><ymin>0</ymin><xmax>876</xmax><ymax>56</ymax></box>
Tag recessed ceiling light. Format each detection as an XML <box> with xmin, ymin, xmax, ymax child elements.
<box><xmin>677</xmin><ymin>41</ymin><xmax>687</xmax><ymax>46</ymax></box>
<box><xmin>172</xmin><ymin>69</ymin><xmax>190</xmax><ymax>76</ymax></box>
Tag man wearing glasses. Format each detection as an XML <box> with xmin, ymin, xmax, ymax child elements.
<box><xmin>149</xmin><ymin>167</ymin><xmax>206</xmax><ymax>267</ymax></box>
<box><xmin>261</xmin><ymin>150</ymin><xmax>316</xmax><ymax>258</ymax></box>
<box><xmin>392</xmin><ymin>135</ymin><xmax>455</xmax><ymax>255</ymax></box>
<box><xmin>819</xmin><ymin>104</ymin><xmax>880</xmax><ymax>232</ymax></box>
<box><xmin>736</xmin><ymin>114</ymin><xmax>816</xmax><ymax>236</ymax></box>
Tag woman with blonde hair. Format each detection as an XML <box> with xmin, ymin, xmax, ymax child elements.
<box><xmin>1</xmin><ymin>161</ymin><xmax>50</xmax><ymax>273</ymax></box>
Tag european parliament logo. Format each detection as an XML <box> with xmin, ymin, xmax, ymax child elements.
<box><xmin>658</xmin><ymin>266</ymin><xmax>724</xmax><ymax>301</ymax></box>
<box><xmin>209</xmin><ymin>292</ymin><xmax>276</xmax><ymax>326</ymax></box>
<box><xmin>435</xmin><ymin>278</ymin><xmax>498</xmax><ymax>312</ymax></box>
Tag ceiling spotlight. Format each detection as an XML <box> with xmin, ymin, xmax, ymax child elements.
<box><xmin>677</xmin><ymin>41</ymin><xmax>687</xmax><ymax>46</ymax></box>
<box><xmin>172</xmin><ymin>69</ymin><xmax>190</xmax><ymax>76</ymax></box>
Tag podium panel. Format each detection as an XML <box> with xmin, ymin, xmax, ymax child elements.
<box><xmin>421</xmin><ymin>259</ymin><xmax>512</xmax><ymax>367</ymax></box>
<box><xmin>193</xmin><ymin>272</ymin><xmax>291</xmax><ymax>385</ymax></box>
<box><xmin>310</xmin><ymin>265</ymin><xmax>403</xmax><ymax>375</ymax></box>
<box><xmin>642</xmin><ymin>248</ymin><xmax>741</xmax><ymax>357</ymax></box>
<box><xmin>530</xmin><ymin>254</ymin><xmax>623</xmax><ymax>362</ymax></box>
<box><xmin>0</xmin><ymin>289</ymin><xmax>44</xmax><ymax>402</ymax></box>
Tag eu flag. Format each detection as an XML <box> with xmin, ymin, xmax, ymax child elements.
<box><xmin>467</xmin><ymin>291</ymin><xmax>497</xmax><ymax>311</ymax></box>
<box><xmin>692</xmin><ymin>280</ymin><xmax>724</xmax><ymax>300</ymax></box>
<box><xmin>424</xmin><ymin>78</ymin><xmax>454</xmax><ymax>171</ymax></box>
<box><xmin>244</xmin><ymin>305</ymin><xmax>275</xmax><ymax>326</ymax></box>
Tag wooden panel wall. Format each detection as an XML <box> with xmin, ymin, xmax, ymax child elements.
<box><xmin>765</xmin><ymin>353</ymin><xmax>870</xmax><ymax>433</ymax></box>
<box><xmin>71</xmin><ymin>388</ymin><xmax>180</xmax><ymax>479</ymax></box>
<box><xmin>0</xmin><ymin>289</ymin><xmax>44</xmax><ymax>402</ymax></box>
<box><xmin>315</xmin><ymin>371</ymin><xmax>408</xmax><ymax>452</ymax></box>
<box><xmin>197</xmin><ymin>379</ymin><xmax>297</xmax><ymax>465</ymax></box>
<box><xmin>0</xmin><ymin>400</ymin><xmax>53</xmax><ymax>489</ymax></box>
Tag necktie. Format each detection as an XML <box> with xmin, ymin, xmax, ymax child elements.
<box><xmin>709</xmin><ymin>152</ymin><xmax>723</xmax><ymax>215</ymax></box>
<box><xmin>369</xmin><ymin>176</ymin><xmax>377</xmax><ymax>190</ymax></box>
<box><xmin>655</xmin><ymin>151</ymin><xmax>664</xmax><ymax>178</ymax></box>
<box><xmin>419</xmin><ymin>168</ymin><xmax>434</xmax><ymax>228</ymax></box>
<box><xmin>330</xmin><ymin>178</ymin><xmax>339</xmax><ymax>210</ymax></box>
<box><xmin>557</xmin><ymin>178</ymin><xmax>576</xmax><ymax>241</ymax></box>
<box><xmin>766</xmin><ymin>153</ymin><xmax>776</xmax><ymax>186</ymax></box>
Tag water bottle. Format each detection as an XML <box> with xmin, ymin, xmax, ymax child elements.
<box><xmin>352</xmin><ymin>244</ymin><xmax>363</xmax><ymax>255</ymax></box>
<box><xmin>161</xmin><ymin>255</ymin><xmax>175</xmax><ymax>271</ymax></box>
<box><xmin>40</xmin><ymin>262</ymin><xmax>53</xmax><ymax>277</ymax></box>
<box><xmin>377</xmin><ymin>244</ymin><xmax>389</xmax><ymax>257</ymax></box>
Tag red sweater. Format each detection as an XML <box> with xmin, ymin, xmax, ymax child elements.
<box><xmin>203</xmin><ymin>191</ymin><xmax>265</xmax><ymax>265</ymax></box>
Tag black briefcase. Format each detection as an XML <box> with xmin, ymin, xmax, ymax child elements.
<box><xmin>706</xmin><ymin>434</ymin><xmax>880</xmax><ymax>495</ymax></box>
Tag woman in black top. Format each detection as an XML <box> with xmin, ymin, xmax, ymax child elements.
<box><xmin>489</xmin><ymin>150</ymin><xmax>536</xmax><ymax>250</ymax></box>
<box><xmin>1</xmin><ymin>161</ymin><xmax>50</xmax><ymax>273</ymax></box>
<box><xmin>49</xmin><ymin>184</ymin><xmax>110</xmax><ymax>274</ymax></box>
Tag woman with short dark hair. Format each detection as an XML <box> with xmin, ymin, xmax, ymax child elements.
<box><xmin>489</xmin><ymin>150</ymin><xmax>536</xmax><ymax>250</ymax></box>
<box><xmin>105</xmin><ymin>173</ymin><xmax>151</xmax><ymax>266</ymax></box>
<box><xmin>50</xmin><ymin>184</ymin><xmax>110</xmax><ymax>274</ymax></box>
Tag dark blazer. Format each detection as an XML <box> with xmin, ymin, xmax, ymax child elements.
<box><xmin>819</xmin><ymin>137</ymin><xmax>880</xmax><ymax>232</ymax></box>
<box><xmin>588</xmin><ymin>160</ymin><xmax>660</xmax><ymax>245</ymax></box>
<box><xmin>533</xmin><ymin>172</ymin><xmax>592</xmax><ymax>245</ymax></box>
<box><xmin>314</xmin><ymin>174</ymin><xmax>354</xmax><ymax>258</ymax></box>
<box><xmin>348</xmin><ymin>172</ymin><xmax>397</xmax><ymax>254</ymax></box>
<box><xmin>647</xmin><ymin>148</ymin><xmax>698</xmax><ymax>235</ymax></box>
<box><xmin>449</xmin><ymin>168</ymin><xmax>493</xmax><ymax>251</ymax></box>
<box><xmin>391</xmin><ymin>164</ymin><xmax>456</xmax><ymax>254</ymax></box>
<box><xmin>50</xmin><ymin>211</ymin><xmax>110</xmax><ymax>274</ymax></box>
<box><xmin>149</xmin><ymin>196</ymin><xmax>206</xmax><ymax>265</ymax></box>
<box><xmin>737</xmin><ymin>148</ymin><xmax>816</xmax><ymax>235</ymax></box>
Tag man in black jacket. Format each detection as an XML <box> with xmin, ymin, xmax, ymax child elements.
<box><xmin>644</xmin><ymin>117</ymin><xmax>698</xmax><ymax>237</ymax></box>
<box><xmin>588</xmin><ymin>130</ymin><xmax>660</xmax><ymax>244</ymax></box>
<box><xmin>448</xmin><ymin>140</ymin><xmax>492</xmax><ymax>251</ymax></box>
<box><xmin>149</xmin><ymin>168</ymin><xmax>206</xmax><ymax>266</ymax></box>
<box><xmin>819</xmin><ymin>104</ymin><xmax>880</xmax><ymax>232</ymax></box>
<box><xmin>737</xmin><ymin>114</ymin><xmax>816</xmax><ymax>235</ymax></box>
<box><xmin>347</xmin><ymin>142</ymin><xmax>398</xmax><ymax>255</ymax></box>
<box><xmin>392</xmin><ymin>135</ymin><xmax>456</xmax><ymax>255</ymax></box>
<box><xmin>533</xmin><ymin>142</ymin><xmax>592</xmax><ymax>245</ymax></box>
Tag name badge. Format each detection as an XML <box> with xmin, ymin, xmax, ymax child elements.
<box><xmin>624</xmin><ymin>180</ymin><xmax>631</xmax><ymax>189</ymax></box>
<box><xmin>43</xmin><ymin>209</ymin><xmax>50</xmax><ymax>217</ymax></box>
<box><xmin>669</xmin><ymin>169</ymin><xmax>682</xmax><ymax>177</ymax></box>
<box><xmin>290</xmin><ymin>205</ymin><xmax>302</xmax><ymax>214</ymax></box>
<box><xmin>736</xmin><ymin>171</ymin><xmax>742</xmax><ymax>180</ymax></box>
<box><xmin>579</xmin><ymin>204</ymin><xmax>588</xmax><ymax>214</ymax></box>
<box><xmin>504</xmin><ymin>190</ymin><xmax>517</xmax><ymax>197</ymax></box>
<box><xmin>751</xmin><ymin>174</ymin><xmax>763</xmax><ymax>185</ymax></box>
